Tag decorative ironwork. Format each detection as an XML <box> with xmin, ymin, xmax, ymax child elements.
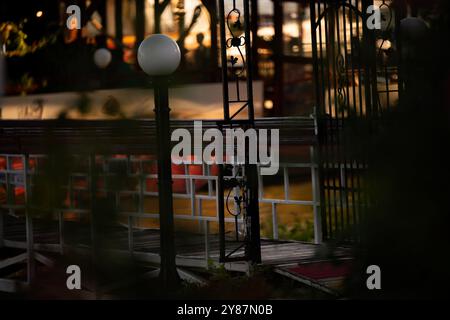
<box><xmin>311</xmin><ymin>0</ymin><xmax>406</xmax><ymax>243</ymax></box>
<box><xmin>217</xmin><ymin>0</ymin><xmax>260</xmax><ymax>264</ymax></box>
<box><xmin>225</xmin><ymin>7</ymin><xmax>246</xmax><ymax>79</ymax></box>
<box><xmin>336</xmin><ymin>53</ymin><xmax>348</xmax><ymax>112</ymax></box>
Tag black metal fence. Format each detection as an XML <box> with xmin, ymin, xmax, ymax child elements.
<box><xmin>310</xmin><ymin>0</ymin><xmax>404</xmax><ymax>242</ymax></box>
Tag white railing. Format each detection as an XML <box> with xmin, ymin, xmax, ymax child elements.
<box><xmin>0</xmin><ymin>148</ymin><xmax>321</xmax><ymax>286</ymax></box>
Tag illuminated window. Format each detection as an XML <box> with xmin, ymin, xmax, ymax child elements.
<box><xmin>106</xmin><ymin>0</ymin><xmax>211</xmax><ymax>67</ymax></box>
<box><xmin>282</xmin><ymin>3</ymin><xmax>311</xmax><ymax>58</ymax></box>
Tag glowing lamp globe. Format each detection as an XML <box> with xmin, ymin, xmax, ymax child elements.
<box><xmin>137</xmin><ymin>34</ymin><xmax>181</xmax><ymax>76</ymax></box>
<box><xmin>94</xmin><ymin>48</ymin><xmax>112</xmax><ymax>69</ymax></box>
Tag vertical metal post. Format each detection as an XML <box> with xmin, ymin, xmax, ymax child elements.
<box><xmin>362</xmin><ymin>0</ymin><xmax>376</xmax><ymax>118</ymax></box>
<box><xmin>0</xmin><ymin>212</ymin><xmax>3</xmax><ymax>248</ymax></box>
<box><xmin>154</xmin><ymin>0</ymin><xmax>162</xmax><ymax>34</ymax></box>
<box><xmin>24</xmin><ymin>154</ymin><xmax>35</xmax><ymax>283</ymax></box>
<box><xmin>244</xmin><ymin>0</ymin><xmax>261</xmax><ymax>264</ymax></box>
<box><xmin>198</xmin><ymin>198</ymin><xmax>203</xmax><ymax>233</ymax></box>
<box><xmin>88</xmin><ymin>154</ymin><xmax>98</xmax><ymax>295</ymax></box>
<box><xmin>190</xmin><ymin>178</ymin><xmax>195</xmax><ymax>216</ymax></box>
<box><xmin>25</xmin><ymin>214</ymin><xmax>34</xmax><ymax>283</ymax></box>
<box><xmin>243</xmin><ymin>0</ymin><xmax>255</xmax><ymax>119</ymax></box>
<box><xmin>218</xmin><ymin>0</ymin><xmax>230</xmax><ymax>121</ymax></box>
<box><xmin>174</xmin><ymin>0</ymin><xmax>186</xmax><ymax>50</ymax></box>
<box><xmin>272</xmin><ymin>202</ymin><xmax>278</xmax><ymax>240</ymax></box>
<box><xmin>283</xmin><ymin>167</ymin><xmax>290</xmax><ymax>200</ymax></box>
<box><xmin>311</xmin><ymin>146</ymin><xmax>322</xmax><ymax>244</ymax></box>
<box><xmin>114</xmin><ymin>0</ymin><xmax>123</xmax><ymax>48</ymax></box>
<box><xmin>217</xmin><ymin>160</ymin><xmax>226</xmax><ymax>262</ymax></box>
<box><xmin>257</xmin><ymin>165</ymin><xmax>263</xmax><ymax>199</ymax></box>
<box><xmin>153</xmin><ymin>76</ymin><xmax>179</xmax><ymax>287</ymax></box>
<box><xmin>273</xmin><ymin>0</ymin><xmax>284</xmax><ymax>116</ymax></box>
<box><xmin>245</xmin><ymin>162</ymin><xmax>261</xmax><ymax>263</ymax></box>
<box><xmin>204</xmin><ymin>220</ymin><xmax>210</xmax><ymax>269</ymax></box>
<box><xmin>250</xmin><ymin>0</ymin><xmax>259</xmax><ymax>79</ymax></box>
<box><xmin>135</xmin><ymin>0</ymin><xmax>145</xmax><ymax>51</ymax></box>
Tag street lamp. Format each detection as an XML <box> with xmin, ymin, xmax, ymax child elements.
<box><xmin>94</xmin><ymin>48</ymin><xmax>112</xmax><ymax>88</ymax></box>
<box><xmin>94</xmin><ymin>48</ymin><xmax>112</xmax><ymax>69</ymax></box>
<box><xmin>137</xmin><ymin>34</ymin><xmax>181</xmax><ymax>288</ymax></box>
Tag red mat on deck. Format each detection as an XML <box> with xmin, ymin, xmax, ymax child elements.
<box><xmin>286</xmin><ymin>260</ymin><xmax>353</xmax><ymax>280</ymax></box>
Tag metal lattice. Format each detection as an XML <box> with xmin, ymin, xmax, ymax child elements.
<box><xmin>217</xmin><ymin>0</ymin><xmax>261</xmax><ymax>263</ymax></box>
<box><xmin>310</xmin><ymin>0</ymin><xmax>404</xmax><ymax>242</ymax></box>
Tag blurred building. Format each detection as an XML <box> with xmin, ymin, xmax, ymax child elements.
<box><xmin>0</xmin><ymin>0</ymin><xmax>316</xmax><ymax>118</ymax></box>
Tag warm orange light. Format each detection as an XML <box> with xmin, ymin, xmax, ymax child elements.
<box><xmin>122</xmin><ymin>35</ymin><xmax>136</xmax><ymax>46</ymax></box>
<box><xmin>264</xmin><ymin>100</ymin><xmax>274</xmax><ymax>110</ymax></box>
<box><xmin>36</xmin><ymin>11</ymin><xmax>43</xmax><ymax>18</ymax></box>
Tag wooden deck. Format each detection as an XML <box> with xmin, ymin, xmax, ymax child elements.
<box><xmin>1</xmin><ymin>214</ymin><xmax>352</xmax><ymax>295</ymax></box>
<box><xmin>2</xmin><ymin>215</ymin><xmax>350</xmax><ymax>262</ymax></box>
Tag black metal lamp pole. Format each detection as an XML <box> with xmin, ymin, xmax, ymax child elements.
<box><xmin>137</xmin><ymin>34</ymin><xmax>182</xmax><ymax>289</ymax></box>
<box><xmin>153</xmin><ymin>76</ymin><xmax>179</xmax><ymax>287</ymax></box>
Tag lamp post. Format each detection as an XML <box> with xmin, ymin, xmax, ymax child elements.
<box><xmin>137</xmin><ymin>34</ymin><xmax>181</xmax><ymax>288</ymax></box>
<box><xmin>94</xmin><ymin>48</ymin><xmax>112</xmax><ymax>69</ymax></box>
<box><xmin>94</xmin><ymin>48</ymin><xmax>112</xmax><ymax>88</ymax></box>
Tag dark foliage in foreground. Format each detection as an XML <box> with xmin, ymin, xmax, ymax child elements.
<box><xmin>345</xmin><ymin>0</ymin><xmax>450</xmax><ymax>299</ymax></box>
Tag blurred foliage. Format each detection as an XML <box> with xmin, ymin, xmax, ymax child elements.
<box><xmin>278</xmin><ymin>220</ymin><xmax>314</xmax><ymax>242</ymax></box>
<box><xmin>0</xmin><ymin>21</ymin><xmax>57</xmax><ymax>57</ymax></box>
<box><xmin>261</xmin><ymin>214</ymin><xmax>314</xmax><ymax>242</ymax></box>
<box><xmin>341</xmin><ymin>0</ymin><xmax>450</xmax><ymax>299</ymax></box>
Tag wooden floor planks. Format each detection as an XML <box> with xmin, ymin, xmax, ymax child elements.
<box><xmin>1</xmin><ymin>214</ymin><xmax>351</xmax><ymax>269</ymax></box>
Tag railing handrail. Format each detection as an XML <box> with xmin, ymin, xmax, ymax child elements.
<box><xmin>0</xmin><ymin>117</ymin><xmax>316</xmax><ymax>154</ymax></box>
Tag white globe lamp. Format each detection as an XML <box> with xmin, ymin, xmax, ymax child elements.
<box><xmin>93</xmin><ymin>48</ymin><xmax>112</xmax><ymax>69</ymax></box>
<box><xmin>137</xmin><ymin>34</ymin><xmax>181</xmax><ymax>76</ymax></box>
